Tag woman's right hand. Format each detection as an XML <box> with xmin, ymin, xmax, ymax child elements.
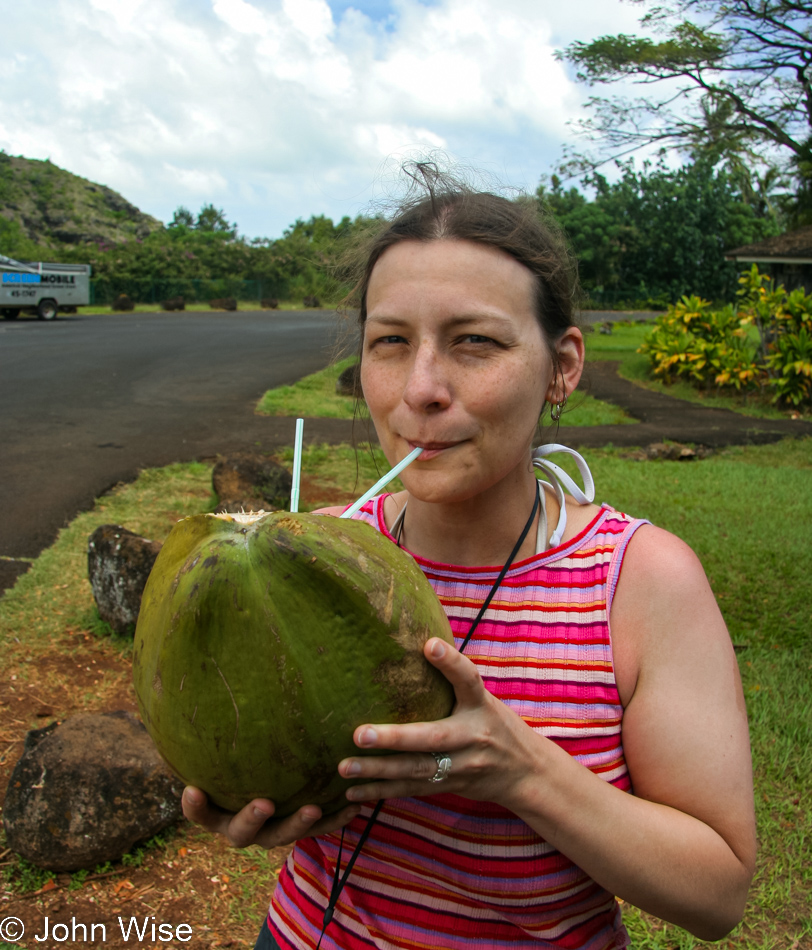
<box><xmin>181</xmin><ymin>786</ymin><xmax>362</xmax><ymax>850</ymax></box>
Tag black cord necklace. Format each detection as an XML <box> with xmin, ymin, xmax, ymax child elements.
<box><xmin>316</xmin><ymin>485</ymin><xmax>540</xmax><ymax>948</ymax></box>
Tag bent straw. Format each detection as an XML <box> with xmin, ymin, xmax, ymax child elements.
<box><xmin>290</xmin><ymin>418</ymin><xmax>305</xmax><ymax>513</ymax></box>
<box><xmin>340</xmin><ymin>446</ymin><xmax>424</xmax><ymax>519</ymax></box>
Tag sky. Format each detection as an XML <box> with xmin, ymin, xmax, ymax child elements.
<box><xmin>0</xmin><ymin>0</ymin><xmax>645</xmax><ymax>239</ymax></box>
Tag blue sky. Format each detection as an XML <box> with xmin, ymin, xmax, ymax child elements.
<box><xmin>0</xmin><ymin>0</ymin><xmax>646</xmax><ymax>240</ymax></box>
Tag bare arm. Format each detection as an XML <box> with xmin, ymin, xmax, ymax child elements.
<box><xmin>340</xmin><ymin>526</ymin><xmax>756</xmax><ymax>940</ymax></box>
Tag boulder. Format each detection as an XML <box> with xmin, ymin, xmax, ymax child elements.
<box><xmin>212</xmin><ymin>453</ymin><xmax>292</xmax><ymax>512</ymax></box>
<box><xmin>87</xmin><ymin>525</ymin><xmax>162</xmax><ymax>637</ymax></box>
<box><xmin>302</xmin><ymin>295</ymin><xmax>321</xmax><ymax>308</ymax></box>
<box><xmin>209</xmin><ymin>297</ymin><xmax>237</xmax><ymax>311</ymax></box>
<box><xmin>2</xmin><ymin>712</ymin><xmax>183</xmax><ymax>871</ymax></box>
<box><xmin>111</xmin><ymin>294</ymin><xmax>134</xmax><ymax>312</ymax></box>
<box><xmin>161</xmin><ymin>296</ymin><xmax>185</xmax><ymax>311</ymax></box>
<box><xmin>335</xmin><ymin>363</ymin><xmax>363</xmax><ymax>398</ymax></box>
<box><xmin>261</xmin><ymin>298</ymin><xmax>279</xmax><ymax>309</ymax></box>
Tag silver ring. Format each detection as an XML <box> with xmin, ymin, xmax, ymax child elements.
<box><xmin>429</xmin><ymin>752</ymin><xmax>452</xmax><ymax>783</ymax></box>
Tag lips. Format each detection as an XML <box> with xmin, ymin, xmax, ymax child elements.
<box><xmin>405</xmin><ymin>440</ymin><xmax>463</xmax><ymax>461</ymax></box>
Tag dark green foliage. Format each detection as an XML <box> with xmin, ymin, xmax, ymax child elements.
<box><xmin>538</xmin><ymin>160</ymin><xmax>780</xmax><ymax>303</ymax></box>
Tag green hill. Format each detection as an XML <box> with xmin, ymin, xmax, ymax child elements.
<box><xmin>0</xmin><ymin>153</ymin><xmax>163</xmax><ymax>251</ymax></box>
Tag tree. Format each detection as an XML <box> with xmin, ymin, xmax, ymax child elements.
<box><xmin>195</xmin><ymin>203</ymin><xmax>236</xmax><ymax>236</ymax></box>
<box><xmin>168</xmin><ymin>206</ymin><xmax>195</xmax><ymax>229</ymax></box>
<box><xmin>560</xmin><ymin>1</ymin><xmax>812</xmax><ymax>217</ymax></box>
<box><xmin>538</xmin><ymin>158</ymin><xmax>780</xmax><ymax>301</ymax></box>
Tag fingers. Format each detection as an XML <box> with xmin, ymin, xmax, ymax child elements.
<box><xmin>339</xmin><ymin>751</ymin><xmax>455</xmax><ymax>804</ymax></box>
<box><xmin>424</xmin><ymin>637</ymin><xmax>486</xmax><ymax>704</ymax></box>
<box><xmin>182</xmin><ymin>786</ymin><xmax>362</xmax><ymax>850</ymax></box>
<box><xmin>182</xmin><ymin>787</ymin><xmax>278</xmax><ymax>847</ymax></box>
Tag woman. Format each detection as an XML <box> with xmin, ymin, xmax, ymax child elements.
<box><xmin>183</xmin><ymin>182</ymin><xmax>756</xmax><ymax>949</ymax></box>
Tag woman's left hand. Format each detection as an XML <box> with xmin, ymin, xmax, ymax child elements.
<box><xmin>338</xmin><ymin>637</ymin><xmax>540</xmax><ymax>808</ymax></box>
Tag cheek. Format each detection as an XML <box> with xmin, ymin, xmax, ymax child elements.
<box><xmin>472</xmin><ymin>356</ymin><xmax>549</xmax><ymax>425</ymax></box>
<box><xmin>360</xmin><ymin>361</ymin><xmax>398</xmax><ymax>418</ymax></box>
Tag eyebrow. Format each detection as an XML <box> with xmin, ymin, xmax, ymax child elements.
<box><xmin>365</xmin><ymin>313</ymin><xmax>516</xmax><ymax>329</ymax></box>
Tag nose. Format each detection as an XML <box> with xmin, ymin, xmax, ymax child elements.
<box><xmin>402</xmin><ymin>342</ymin><xmax>452</xmax><ymax>413</ymax></box>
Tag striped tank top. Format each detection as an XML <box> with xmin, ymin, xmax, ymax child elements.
<box><xmin>269</xmin><ymin>497</ymin><xmax>646</xmax><ymax>950</ymax></box>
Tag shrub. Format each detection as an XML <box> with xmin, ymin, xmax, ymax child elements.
<box><xmin>111</xmin><ymin>293</ymin><xmax>134</xmax><ymax>312</ymax></box>
<box><xmin>639</xmin><ymin>266</ymin><xmax>812</xmax><ymax>408</ymax></box>
<box><xmin>209</xmin><ymin>297</ymin><xmax>237</xmax><ymax>311</ymax></box>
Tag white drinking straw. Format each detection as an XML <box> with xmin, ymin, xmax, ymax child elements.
<box><xmin>341</xmin><ymin>445</ymin><xmax>424</xmax><ymax>520</ymax></box>
<box><xmin>290</xmin><ymin>418</ymin><xmax>305</xmax><ymax>513</ymax></box>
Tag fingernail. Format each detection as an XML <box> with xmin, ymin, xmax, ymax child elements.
<box><xmin>430</xmin><ymin>639</ymin><xmax>445</xmax><ymax>659</ymax></box>
<box><xmin>300</xmin><ymin>810</ymin><xmax>318</xmax><ymax>825</ymax></box>
<box><xmin>357</xmin><ymin>727</ymin><xmax>377</xmax><ymax>747</ymax></box>
<box><xmin>184</xmin><ymin>788</ymin><xmax>203</xmax><ymax>805</ymax></box>
<box><xmin>253</xmin><ymin>806</ymin><xmax>271</xmax><ymax>820</ymax></box>
<box><xmin>345</xmin><ymin>760</ymin><xmax>361</xmax><ymax>776</ymax></box>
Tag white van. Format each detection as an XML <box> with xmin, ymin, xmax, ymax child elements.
<box><xmin>0</xmin><ymin>254</ymin><xmax>92</xmax><ymax>320</ymax></box>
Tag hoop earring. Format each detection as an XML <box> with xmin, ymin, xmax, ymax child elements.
<box><xmin>550</xmin><ymin>394</ymin><xmax>567</xmax><ymax>422</ymax></box>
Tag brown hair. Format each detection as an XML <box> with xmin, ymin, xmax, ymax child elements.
<box><xmin>342</xmin><ymin>164</ymin><xmax>579</xmax><ymax>353</ymax></box>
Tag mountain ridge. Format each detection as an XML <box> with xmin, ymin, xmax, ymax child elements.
<box><xmin>0</xmin><ymin>153</ymin><xmax>164</xmax><ymax>251</ymax></box>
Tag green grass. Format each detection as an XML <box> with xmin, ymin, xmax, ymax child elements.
<box><xmin>76</xmin><ymin>300</ymin><xmax>326</xmax><ymax>315</ymax></box>
<box><xmin>256</xmin><ymin>357</ymin><xmax>637</xmax><ymax>426</ymax></box>
<box><xmin>0</xmin><ymin>462</ymin><xmax>216</xmax><ymax>657</ymax></box>
<box><xmin>257</xmin><ymin>356</ymin><xmax>360</xmax><ymax>419</ymax></box>
<box><xmin>1</xmin><ymin>440</ymin><xmax>809</xmax><ymax>947</ymax></box>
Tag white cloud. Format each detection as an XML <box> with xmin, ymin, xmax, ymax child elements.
<box><xmin>0</xmin><ymin>0</ymin><xmax>646</xmax><ymax>238</ymax></box>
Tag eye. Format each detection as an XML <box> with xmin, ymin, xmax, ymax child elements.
<box><xmin>457</xmin><ymin>333</ymin><xmax>499</xmax><ymax>348</ymax></box>
<box><xmin>364</xmin><ymin>332</ymin><xmax>408</xmax><ymax>353</ymax></box>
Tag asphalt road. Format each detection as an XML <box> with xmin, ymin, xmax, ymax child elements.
<box><xmin>1</xmin><ymin>309</ymin><xmax>360</xmax><ymax>564</ymax></box>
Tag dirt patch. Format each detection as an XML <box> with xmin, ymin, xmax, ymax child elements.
<box><xmin>0</xmin><ymin>631</ymin><xmax>291</xmax><ymax>950</ymax></box>
<box><xmin>0</xmin><ymin>470</ymin><xmax>362</xmax><ymax>947</ymax></box>
<box><xmin>0</xmin><ymin>477</ymin><xmax>354</xmax><ymax>950</ymax></box>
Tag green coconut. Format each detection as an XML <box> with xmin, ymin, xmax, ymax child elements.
<box><xmin>132</xmin><ymin>511</ymin><xmax>455</xmax><ymax>817</ymax></box>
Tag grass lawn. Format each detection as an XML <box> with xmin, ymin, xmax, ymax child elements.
<box><xmin>1</xmin><ymin>437</ymin><xmax>810</xmax><ymax>948</ymax></box>
<box><xmin>256</xmin><ymin>356</ymin><xmax>638</xmax><ymax>427</ymax></box>
<box><xmin>75</xmin><ymin>300</ymin><xmax>325</xmax><ymax>315</ymax></box>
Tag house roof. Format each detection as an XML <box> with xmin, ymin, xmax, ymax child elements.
<box><xmin>725</xmin><ymin>226</ymin><xmax>812</xmax><ymax>264</ymax></box>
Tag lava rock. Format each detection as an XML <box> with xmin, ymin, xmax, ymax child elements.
<box><xmin>212</xmin><ymin>453</ymin><xmax>292</xmax><ymax>512</ymax></box>
<box><xmin>261</xmin><ymin>298</ymin><xmax>279</xmax><ymax>309</ymax></box>
<box><xmin>2</xmin><ymin>712</ymin><xmax>183</xmax><ymax>871</ymax></box>
<box><xmin>335</xmin><ymin>363</ymin><xmax>363</xmax><ymax>398</ymax></box>
<box><xmin>161</xmin><ymin>296</ymin><xmax>185</xmax><ymax>311</ymax></box>
<box><xmin>87</xmin><ymin>525</ymin><xmax>162</xmax><ymax>637</ymax></box>
<box><xmin>302</xmin><ymin>295</ymin><xmax>321</xmax><ymax>308</ymax></box>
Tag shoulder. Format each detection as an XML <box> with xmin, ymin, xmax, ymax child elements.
<box><xmin>610</xmin><ymin>523</ymin><xmax>732</xmax><ymax>705</ymax></box>
<box><xmin>311</xmin><ymin>506</ymin><xmax>347</xmax><ymax>517</ymax></box>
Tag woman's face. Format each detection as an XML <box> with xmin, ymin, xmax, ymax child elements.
<box><xmin>361</xmin><ymin>239</ymin><xmax>579</xmax><ymax>506</ymax></box>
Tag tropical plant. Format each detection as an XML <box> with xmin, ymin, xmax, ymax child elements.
<box><xmin>639</xmin><ymin>266</ymin><xmax>812</xmax><ymax>406</ymax></box>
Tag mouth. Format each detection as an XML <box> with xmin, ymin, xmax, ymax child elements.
<box><xmin>405</xmin><ymin>439</ymin><xmax>462</xmax><ymax>461</ymax></box>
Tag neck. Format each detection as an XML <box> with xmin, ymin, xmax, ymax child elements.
<box><xmin>396</xmin><ymin>469</ymin><xmax>551</xmax><ymax>566</ymax></box>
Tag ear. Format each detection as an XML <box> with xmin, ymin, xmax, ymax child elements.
<box><xmin>546</xmin><ymin>327</ymin><xmax>585</xmax><ymax>404</ymax></box>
